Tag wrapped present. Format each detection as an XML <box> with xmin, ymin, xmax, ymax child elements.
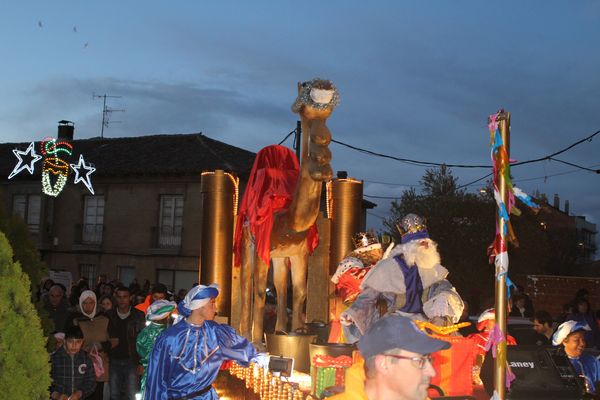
<box><xmin>311</xmin><ymin>354</ymin><xmax>353</xmax><ymax>398</ymax></box>
<box><xmin>429</xmin><ymin>334</ymin><xmax>476</xmax><ymax>397</ymax></box>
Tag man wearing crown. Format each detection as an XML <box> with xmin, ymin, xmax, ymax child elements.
<box><xmin>340</xmin><ymin>214</ymin><xmax>464</xmax><ymax>340</ymax></box>
<box><xmin>329</xmin><ymin>231</ymin><xmax>386</xmax><ymax>343</ymax></box>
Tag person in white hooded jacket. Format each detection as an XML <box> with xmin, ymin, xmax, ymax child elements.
<box><xmin>65</xmin><ymin>290</ymin><xmax>117</xmax><ymax>400</ymax></box>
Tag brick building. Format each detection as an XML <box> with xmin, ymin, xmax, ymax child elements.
<box><xmin>1</xmin><ymin>127</ymin><xmax>255</xmax><ymax>292</ymax></box>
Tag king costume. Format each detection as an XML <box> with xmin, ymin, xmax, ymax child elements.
<box><xmin>341</xmin><ymin>214</ymin><xmax>463</xmax><ymax>338</ymax></box>
<box><xmin>144</xmin><ymin>284</ymin><xmax>262</xmax><ymax>400</ymax></box>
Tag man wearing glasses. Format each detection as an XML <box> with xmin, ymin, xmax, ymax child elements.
<box><xmin>331</xmin><ymin>314</ymin><xmax>449</xmax><ymax>400</ymax></box>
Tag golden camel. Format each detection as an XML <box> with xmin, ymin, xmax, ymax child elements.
<box><xmin>236</xmin><ymin>79</ymin><xmax>339</xmax><ymax>344</ymax></box>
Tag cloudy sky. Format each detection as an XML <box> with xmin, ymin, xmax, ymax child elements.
<box><xmin>1</xmin><ymin>1</ymin><xmax>599</xmax><ymax>246</ymax></box>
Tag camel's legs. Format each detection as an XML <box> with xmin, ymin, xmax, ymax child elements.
<box><xmin>272</xmin><ymin>257</ymin><xmax>289</xmax><ymax>332</ymax></box>
<box><xmin>251</xmin><ymin>255</ymin><xmax>270</xmax><ymax>344</ymax></box>
<box><xmin>289</xmin><ymin>253</ymin><xmax>308</xmax><ymax>331</ymax></box>
<box><xmin>239</xmin><ymin>227</ymin><xmax>254</xmax><ymax>340</ymax></box>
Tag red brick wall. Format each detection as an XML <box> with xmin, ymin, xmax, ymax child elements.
<box><xmin>526</xmin><ymin>274</ymin><xmax>600</xmax><ymax>318</ymax></box>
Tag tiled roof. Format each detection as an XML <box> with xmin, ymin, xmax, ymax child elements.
<box><xmin>0</xmin><ymin>133</ymin><xmax>256</xmax><ymax>180</ymax></box>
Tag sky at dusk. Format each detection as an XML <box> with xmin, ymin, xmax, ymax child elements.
<box><xmin>1</xmin><ymin>1</ymin><xmax>599</xmax><ymax>252</ymax></box>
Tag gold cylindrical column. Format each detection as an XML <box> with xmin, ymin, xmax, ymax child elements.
<box><xmin>328</xmin><ymin>177</ymin><xmax>363</xmax><ymax>275</ymax></box>
<box><xmin>200</xmin><ymin>170</ymin><xmax>239</xmax><ymax>318</ymax></box>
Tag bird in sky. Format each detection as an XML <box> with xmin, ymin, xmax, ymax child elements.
<box><xmin>38</xmin><ymin>20</ymin><xmax>43</xmax><ymax>28</ymax></box>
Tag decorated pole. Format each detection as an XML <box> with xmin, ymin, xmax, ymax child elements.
<box><xmin>487</xmin><ymin>110</ymin><xmax>539</xmax><ymax>399</ymax></box>
<box><xmin>493</xmin><ymin>111</ymin><xmax>510</xmax><ymax>398</ymax></box>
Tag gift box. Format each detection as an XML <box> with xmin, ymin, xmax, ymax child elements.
<box><xmin>429</xmin><ymin>334</ymin><xmax>476</xmax><ymax>397</ymax></box>
<box><xmin>310</xmin><ymin>354</ymin><xmax>353</xmax><ymax>398</ymax></box>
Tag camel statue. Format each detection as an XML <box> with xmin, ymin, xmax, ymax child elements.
<box><xmin>233</xmin><ymin>78</ymin><xmax>339</xmax><ymax>344</ymax></box>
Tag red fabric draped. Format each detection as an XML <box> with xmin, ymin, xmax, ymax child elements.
<box><xmin>233</xmin><ymin>145</ymin><xmax>319</xmax><ymax>267</ymax></box>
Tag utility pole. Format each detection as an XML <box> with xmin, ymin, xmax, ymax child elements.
<box><xmin>93</xmin><ymin>93</ymin><xmax>125</xmax><ymax>138</ymax></box>
<box><xmin>295</xmin><ymin>120</ymin><xmax>302</xmax><ymax>161</ymax></box>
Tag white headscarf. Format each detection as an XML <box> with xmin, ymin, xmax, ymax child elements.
<box><xmin>79</xmin><ymin>290</ymin><xmax>97</xmax><ymax>320</ymax></box>
<box><xmin>177</xmin><ymin>283</ymin><xmax>219</xmax><ymax>317</ymax></box>
<box><xmin>552</xmin><ymin>320</ymin><xmax>591</xmax><ymax>346</ymax></box>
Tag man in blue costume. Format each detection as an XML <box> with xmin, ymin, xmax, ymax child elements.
<box><xmin>144</xmin><ymin>284</ymin><xmax>267</xmax><ymax>400</ymax></box>
<box><xmin>341</xmin><ymin>214</ymin><xmax>464</xmax><ymax>340</ymax></box>
<box><xmin>553</xmin><ymin>320</ymin><xmax>600</xmax><ymax>395</ymax></box>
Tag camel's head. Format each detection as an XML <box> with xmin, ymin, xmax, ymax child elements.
<box><xmin>292</xmin><ymin>78</ymin><xmax>339</xmax><ymax>120</ymax></box>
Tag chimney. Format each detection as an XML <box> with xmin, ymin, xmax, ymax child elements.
<box><xmin>57</xmin><ymin>120</ymin><xmax>74</xmax><ymax>140</ymax></box>
<box><xmin>565</xmin><ymin>200</ymin><xmax>570</xmax><ymax>215</ymax></box>
<box><xmin>553</xmin><ymin>194</ymin><xmax>560</xmax><ymax>209</ymax></box>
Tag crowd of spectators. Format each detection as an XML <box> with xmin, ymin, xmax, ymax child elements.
<box><xmin>39</xmin><ymin>275</ymin><xmax>195</xmax><ymax>400</ymax></box>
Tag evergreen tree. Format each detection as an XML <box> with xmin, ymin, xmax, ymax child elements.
<box><xmin>0</xmin><ymin>192</ymin><xmax>53</xmax><ymax>336</ymax></box>
<box><xmin>0</xmin><ymin>231</ymin><xmax>50</xmax><ymax>399</ymax></box>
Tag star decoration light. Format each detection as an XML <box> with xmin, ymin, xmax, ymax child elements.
<box><xmin>70</xmin><ymin>154</ymin><xmax>96</xmax><ymax>194</ymax></box>
<box><xmin>8</xmin><ymin>142</ymin><xmax>42</xmax><ymax>179</ymax></box>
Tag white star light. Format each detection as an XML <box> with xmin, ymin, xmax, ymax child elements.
<box><xmin>8</xmin><ymin>142</ymin><xmax>42</xmax><ymax>179</ymax></box>
<box><xmin>70</xmin><ymin>154</ymin><xmax>96</xmax><ymax>195</ymax></box>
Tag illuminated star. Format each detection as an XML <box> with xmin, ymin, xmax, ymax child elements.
<box><xmin>70</xmin><ymin>154</ymin><xmax>96</xmax><ymax>194</ymax></box>
<box><xmin>8</xmin><ymin>142</ymin><xmax>42</xmax><ymax>179</ymax></box>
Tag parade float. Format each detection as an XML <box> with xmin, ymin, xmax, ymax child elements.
<box><xmin>193</xmin><ymin>76</ymin><xmax>586</xmax><ymax>399</ymax></box>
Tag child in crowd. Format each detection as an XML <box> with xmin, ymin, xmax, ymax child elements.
<box><xmin>50</xmin><ymin>326</ymin><xmax>96</xmax><ymax>400</ymax></box>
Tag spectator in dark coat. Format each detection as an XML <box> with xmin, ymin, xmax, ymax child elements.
<box><xmin>44</xmin><ymin>284</ymin><xmax>71</xmax><ymax>333</ymax></box>
<box><xmin>108</xmin><ymin>286</ymin><xmax>145</xmax><ymax>400</ymax></box>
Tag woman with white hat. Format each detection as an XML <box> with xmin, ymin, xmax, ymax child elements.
<box><xmin>553</xmin><ymin>320</ymin><xmax>600</xmax><ymax>395</ymax></box>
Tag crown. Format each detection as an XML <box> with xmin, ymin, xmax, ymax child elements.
<box><xmin>396</xmin><ymin>214</ymin><xmax>429</xmax><ymax>243</ymax></box>
<box><xmin>352</xmin><ymin>231</ymin><xmax>380</xmax><ymax>251</ymax></box>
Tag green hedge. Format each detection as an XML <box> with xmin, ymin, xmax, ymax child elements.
<box><xmin>0</xmin><ymin>231</ymin><xmax>50</xmax><ymax>399</ymax></box>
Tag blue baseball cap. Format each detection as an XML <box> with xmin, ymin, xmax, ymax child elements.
<box><xmin>358</xmin><ymin>315</ymin><xmax>450</xmax><ymax>359</ymax></box>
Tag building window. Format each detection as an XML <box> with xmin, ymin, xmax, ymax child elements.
<box><xmin>158</xmin><ymin>195</ymin><xmax>183</xmax><ymax>247</ymax></box>
<box><xmin>82</xmin><ymin>196</ymin><xmax>104</xmax><ymax>244</ymax></box>
<box><xmin>79</xmin><ymin>263</ymin><xmax>97</xmax><ymax>284</ymax></box>
<box><xmin>157</xmin><ymin>269</ymin><xmax>197</xmax><ymax>292</ymax></box>
<box><xmin>117</xmin><ymin>266</ymin><xmax>136</xmax><ymax>287</ymax></box>
<box><xmin>12</xmin><ymin>194</ymin><xmax>42</xmax><ymax>233</ymax></box>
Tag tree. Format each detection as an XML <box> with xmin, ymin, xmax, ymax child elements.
<box><xmin>384</xmin><ymin>166</ymin><xmax>552</xmax><ymax>313</ymax></box>
<box><xmin>0</xmin><ymin>192</ymin><xmax>53</xmax><ymax>336</ymax></box>
<box><xmin>0</xmin><ymin>231</ymin><xmax>50</xmax><ymax>399</ymax></box>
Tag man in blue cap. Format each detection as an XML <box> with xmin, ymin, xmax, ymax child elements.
<box><xmin>144</xmin><ymin>284</ymin><xmax>267</xmax><ymax>399</ymax></box>
<box><xmin>331</xmin><ymin>314</ymin><xmax>450</xmax><ymax>400</ymax></box>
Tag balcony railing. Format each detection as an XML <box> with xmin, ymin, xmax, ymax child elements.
<box><xmin>82</xmin><ymin>224</ymin><xmax>103</xmax><ymax>245</ymax></box>
<box><xmin>152</xmin><ymin>226</ymin><xmax>182</xmax><ymax>248</ymax></box>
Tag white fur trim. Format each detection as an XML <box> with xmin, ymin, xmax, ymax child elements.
<box><xmin>353</xmin><ymin>243</ymin><xmax>382</xmax><ymax>254</ymax></box>
<box><xmin>331</xmin><ymin>257</ymin><xmax>363</xmax><ymax>284</ymax></box>
<box><xmin>478</xmin><ymin>308</ymin><xmax>495</xmax><ymax>324</ymax></box>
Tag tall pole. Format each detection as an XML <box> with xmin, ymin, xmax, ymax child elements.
<box><xmin>494</xmin><ymin>111</ymin><xmax>510</xmax><ymax>398</ymax></box>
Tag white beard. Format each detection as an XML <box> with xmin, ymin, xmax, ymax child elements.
<box><xmin>401</xmin><ymin>239</ymin><xmax>441</xmax><ymax>270</ymax></box>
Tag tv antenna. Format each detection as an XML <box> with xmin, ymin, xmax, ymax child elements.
<box><xmin>93</xmin><ymin>93</ymin><xmax>125</xmax><ymax>138</ymax></box>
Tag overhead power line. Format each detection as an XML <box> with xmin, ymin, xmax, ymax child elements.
<box><xmin>278</xmin><ymin>129</ymin><xmax>296</xmax><ymax>145</ymax></box>
<box><xmin>330</xmin><ymin>128</ymin><xmax>599</xmax><ymax>169</ymax></box>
